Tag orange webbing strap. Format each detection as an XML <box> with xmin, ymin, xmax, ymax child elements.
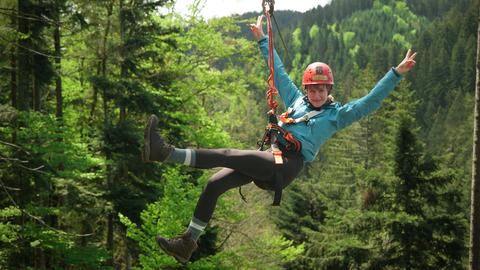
<box><xmin>271</xmin><ymin>146</ymin><xmax>283</xmax><ymax>165</ymax></box>
<box><xmin>265</xmin><ymin>9</ymin><xmax>278</xmax><ymax>112</ymax></box>
<box><xmin>267</xmin><ymin>123</ymin><xmax>302</xmax><ymax>152</ymax></box>
<box><xmin>283</xmin><ymin>131</ymin><xmax>302</xmax><ymax>152</ymax></box>
<box><xmin>278</xmin><ymin>110</ymin><xmax>295</xmax><ymax>124</ymax></box>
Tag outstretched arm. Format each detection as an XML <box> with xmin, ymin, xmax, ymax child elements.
<box><xmin>336</xmin><ymin>49</ymin><xmax>418</xmax><ymax>129</ymax></box>
<box><xmin>249</xmin><ymin>15</ymin><xmax>302</xmax><ymax>108</ymax></box>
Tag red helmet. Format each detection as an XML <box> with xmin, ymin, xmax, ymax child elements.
<box><xmin>302</xmin><ymin>62</ymin><xmax>334</xmax><ymax>86</ymax></box>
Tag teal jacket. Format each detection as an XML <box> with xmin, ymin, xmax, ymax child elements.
<box><xmin>258</xmin><ymin>37</ymin><xmax>402</xmax><ymax>162</ymax></box>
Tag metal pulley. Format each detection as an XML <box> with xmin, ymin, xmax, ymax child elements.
<box><xmin>262</xmin><ymin>0</ymin><xmax>274</xmax><ymax>15</ymax></box>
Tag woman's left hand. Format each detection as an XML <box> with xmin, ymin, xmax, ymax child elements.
<box><xmin>395</xmin><ymin>49</ymin><xmax>417</xmax><ymax>75</ymax></box>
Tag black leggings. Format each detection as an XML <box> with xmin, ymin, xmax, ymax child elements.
<box><xmin>193</xmin><ymin>149</ymin><xmax>304</xmax><ymax>223</ymax></box>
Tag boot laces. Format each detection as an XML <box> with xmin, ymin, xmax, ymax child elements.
<box><xmin>169</xmin><ymin>233</ymin><xmax>191</xmax><ymax>245</ymax></box>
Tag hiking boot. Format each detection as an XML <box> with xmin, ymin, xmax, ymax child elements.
<box><xmin>142</xmin><ymin>114</ymin><xmax>174</xmax><ymax>162</ymax></box>
<box><xmin>156</xmin><ymin>232</ymin><xmax>198</xmax><ymax>264</ymax></box>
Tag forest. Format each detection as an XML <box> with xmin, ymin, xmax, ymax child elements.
<box><xmin>0</xmin><ymin>0</ymin><xmax>478</xmax><ymax>269</ymax></box>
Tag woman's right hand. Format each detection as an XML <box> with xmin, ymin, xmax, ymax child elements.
<box><xmin>249</xmin><ymin>15</ymin><xmax>266</xmax><ymax>41</ymax></box>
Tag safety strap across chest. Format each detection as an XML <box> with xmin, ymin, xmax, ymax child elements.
<box><xmin>279</xmin><ymin>97</ymin><xmax>324</xmax><ymax>125</ymax></box>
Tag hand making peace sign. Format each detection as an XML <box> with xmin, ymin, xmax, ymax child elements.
<box><xmin>249</xmin><ymin>15</ymin><xmax>266</xmax><ymax>41</ymax></box>
<box><xmin>395</xmin><ymin>49</ymin><xmax>417</xmax><ymax>75</ymax></box>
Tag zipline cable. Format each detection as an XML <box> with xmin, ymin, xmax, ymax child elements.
<box><xmin>271</xmin><ymin>13</ymin><xmax>292</xmax><ymax>66</ymax></box>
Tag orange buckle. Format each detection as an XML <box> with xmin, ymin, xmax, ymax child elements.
<box><xmin>272</xmin><ymin>149</ymin><xmax>283</xmax><ymax>164</ymax></box>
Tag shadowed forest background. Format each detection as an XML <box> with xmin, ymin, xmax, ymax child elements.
<box><xmin>0</xmin><ymin>0</ymin><xmax>478</xmax><ymax>269</ymax></box>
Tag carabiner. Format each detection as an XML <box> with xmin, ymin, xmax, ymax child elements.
<box><xmin>262</xmin><ymin>0</ymin><xmax>275</xmax><ymax>15</ymax></box>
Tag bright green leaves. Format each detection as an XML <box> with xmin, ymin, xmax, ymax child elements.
<box><xmin>120</xmin><ymin>167</ymin><xmax>227</xmax><ymax>268</ymax></box>
<box><xmin>309</xmin><ymin>24</ymin><xmax>320</xmax><ymax>40</ymax></box>
<box><xmin>119</xmin><ymin>167</ymin><xmax>198</xmax><ymax>267</ymax></box>
<box><xmin>342</xmin><ymin>31</ymin><xmax>356</xmax><ymax>48</ymax></box>
<box><xmin>392</xmin><ymin>33</ymin><xmax>412</xmax><ymax>50</ymax></box>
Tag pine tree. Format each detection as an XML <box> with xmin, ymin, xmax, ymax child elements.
<box><xmin>380</xmin><ymin>117</ymin><xmax>466</xmax><ymax>269</ymax></box>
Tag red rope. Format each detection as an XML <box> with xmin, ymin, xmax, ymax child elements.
<box><xmin>265</xmin><ymin>11</ymin><xmax>278</xmax><ymax>112</ymax></box>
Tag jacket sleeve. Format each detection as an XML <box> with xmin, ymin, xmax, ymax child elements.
<box><xmin>336</xmin><ymin>68</ymin><xmax>402</xmax><ymax>129</ymax></box>
<box><xmin>258</xmin><ymin>37</ymin><xmax>303</xmax><ymax>108</ymax></box>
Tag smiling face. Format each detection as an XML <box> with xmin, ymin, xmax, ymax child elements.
<box><xmin>305</xmin><ymin>84</ymin><xmax>330</xmax><ymax>108</ymax></box>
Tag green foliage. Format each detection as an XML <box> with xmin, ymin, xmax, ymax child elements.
<box><xmin>381</xmin><ymin>119</ymin><xmax>466</xmax><ymax>269</ymax></box>
<box><xmin>392</xmin><ymin>33</ymin><xmax>411</xmax><ymax>49</ymax></box>
<box><xmin>0</xmin><ymin>207</ymin><xmax>21</xmax><ymax>268</ymax></box>
<box><xmin>342</xmin><ymin>31</ymin><xmax>356</xmax><ymax>48</ymax></box>
<box><xmin>222</xmin><ymin>231</ymin><xmax>305</xmax><ymax>270</ymax></box>
<box><xmin>292</xmin><ymin>27</ymin><xmax>303</xmax><ymax>51</ymax></box>
<box><xmin>0</xmin><ymin>110</ymin><xmax>112</xmax><ymax>269</ymax></box>
<box><xmin>348</xmin><ymin>44</ymin><xmax>360</xmax><ymax>60</ymax></box>
<box><xmin>120</xmin><ymin>167</ymin><xmax>203</xmax><ymax>268</ymax></box>
<box><xmin>120</xmin><ymin>167</ymin><xmax>247</xmax><ymax>269</ymax></box>
<box><xmin>309</xmin><ymin>24</ymin><xmax>320</xmax><ymax>40</ymax></box>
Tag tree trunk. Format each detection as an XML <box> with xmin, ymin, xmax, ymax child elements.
<box><xmin>119</xmin><ymin>0</ymin><xmax>127</xmax><ymax>123</ymax></box>
<box><xmin>10</xmin><ymin>35</ymin><xmax>17</xmax><ymax>110</ymax></box>
<box><xmin>470</xmin><ymin>12</ymin><xmax>480</xmax><ymax>270</ymax></box>
<box><xmin>39</xmin><ymin>248</ymin><xmax>46</xmax><ymax>270</ymax></box>
<box><xmin>54</xmin><ymin>11</ymin><xmax>63</xmax><ymax>122</ymax></box>
<box><xmin>107</xmin><ymin>213</ymin><xmax>114</xmax><ymax>251</ymax></box>
<box><xmin>10</xmin><ymin>12</ymin><xmax>17</xmax><ymax>144</ymax></box>
<box><xmin>101</xmin><ymin>2</ymin><xmax>115</xmax><ymax>267</ymax></box>
<box><xmin>89</xmin><ymin>63</ymin><xmax>101</xmax><ymax>121</ymax></box>
<box><xmin>33</xmin><ymin>59</ymin><xmax>41</xmax><ymax>111</ymax></box>
<box><xmin>17</xmin><ymin>0</ymin><xmax>31</xmax><ymax>111</ymax></box>
<box><xmin>54</xmin><ymin>1</ymin><xmax>64</xmax><ymax>174</ymax></box>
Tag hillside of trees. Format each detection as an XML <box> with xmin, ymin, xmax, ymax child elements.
<box><xmin>0</xmin><ymin>0</ymin><xmax>477</xmax><ymax>269</ymax></box>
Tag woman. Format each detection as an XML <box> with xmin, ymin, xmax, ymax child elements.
<box><xmin>143</xmin><ymin>15</ymin><xmax>417</xmax><ymax>263</ymax></box>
